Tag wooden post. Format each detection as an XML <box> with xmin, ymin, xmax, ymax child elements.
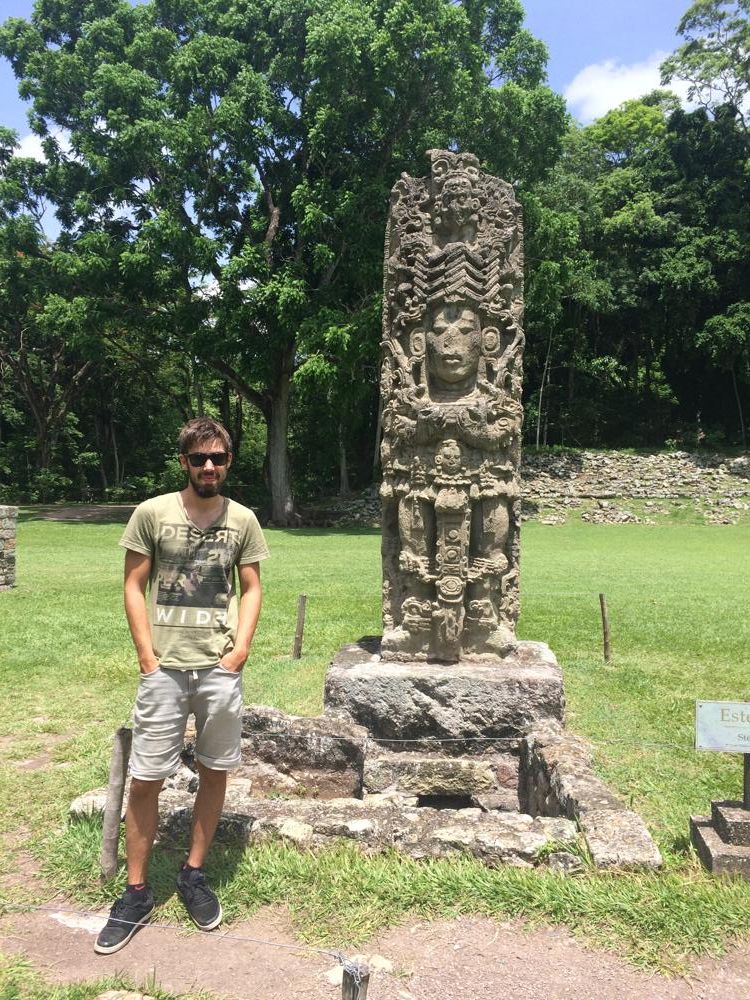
<box><xmin>744</xmin><ymin>754</ymin><xmax>750</xmax><ymax>811</ymax></box>
<box><xmin>292</xmin><ymin>593</ymin><xmax>307</xmax><ymax>659</ymax></box>
<box><xmin>100</xmin><ymin>727</ymin><xmax>132</xmax><ymax>879</ymax></box>
<box><xmin>599</xmin><ymin>593</ymin><xmax>611</xmax><ymax>663</ymax></box>
<box><xmin>342</xmin><ymin>961</ymin><xmax>370</xmax><ymax>1000</ymax></box>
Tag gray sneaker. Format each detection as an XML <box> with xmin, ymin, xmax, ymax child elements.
<box><xmin>176</xmin><ymin>867</ymin><xmax>222</xmax><ymax>930</ymax></box>
<box><xmin>94</xmin><ymin>886</ymin><xmax>155</xmax><ymax>954</ymax></box>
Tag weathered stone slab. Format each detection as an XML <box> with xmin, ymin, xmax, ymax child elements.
<box><xmin>520</xmin><ymin>723</ymin><xmax>624</xmax><ymax>818</ymax></box>
<box><xmin>711</xmin><ymin>800</ymin><xmax>750</xmax><ymax>846</ymax></box>
<box><xmin>397</xmin><ymin>810</ymin><xmax>577</xmax><ymax>867</ymax></box>
<box><xmin>136</xmin><ymin>784</ymin><xmax>579</xmax><ymax>868</ymax></box>
<box><xmin>70</xmin><ymin>787</ymin><xmax>111</xmax><ymax>819</ymax></box>
<box><xmin>68</xmin><ymin>767</ymin><xmax>198</xmax><ymax>821</ymax></box>
<box><xmin>240</xmin><ymin>704</ymin><xmax>367</xmax><ymax>798</ymax></box>
<box><xmin>579</xmin><ymin>809</ymin><xmax>662</xmax><ymax>871</ymax></box>
<box><xmin>472</xmin><ymin>789</ymin><xmax>520</xmax><ymax>813</ymax></box>
<box><xmin>325</xmin><ymin>639</ymin><xmax>563</xmax><ymax>750</ymax></box>
<box><xmin>520</xmin><ymin>723</ymin><xmax>662</xmax><ymax>871</ymax></box>
<box><xmin>364</xmin><ymin>752</ymin><xmax>497</xmax><ymax>796</ymax></box>
<box><xmin>691</xmin><ymin>816</ymin><xmax>750</xmax><ymax>880</ymax></box>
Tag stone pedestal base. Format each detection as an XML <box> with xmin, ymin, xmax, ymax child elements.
<box><xmin>691</xmin><ymin>800</ymin><xmax>750</xmax><ymax>880</ymax></box>
<box><xmin>323</xmin><ymin>636</ymin><xmax>564</xmax><ymax>751</ymax></box>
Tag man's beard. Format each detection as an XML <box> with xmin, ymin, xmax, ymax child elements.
<box><xmin>193</xmin><ymin>481</ymin><xmax>220</xmax><ymax>498</ymax></box>
<box><xmin>189</xmin><ymin>471</ymin><xmax>221</xmax><ymax>498</ymax></box>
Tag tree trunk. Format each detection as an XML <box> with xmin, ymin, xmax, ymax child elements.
<box><xmin>205</xmin><ymin>350</ymin><xmax>295</xmax><ymax>524</ymax></box>
<box><xmin>233</xmin><ymin>394</ymin><xmax>244</xmax><ymax>454</ymax></box>
<box><xmin>731</xmin><ymin>365</ymin><xmax>747</xmax><ymax>447</ymax></box>
<box><xmin>220</xmin><ymin>380</ymin><xmax>232</xmax><ymax>439</ymax></box>
<box><xmin>94</xmin><ymin>417</ymin><xmax>108</xmax><ymax>491</ymax></box>
<box><xmin>195</xmin><ymin>358</ymin><xmax>205</xmax><ymax>416</ymax></box>
<box><xmin>536</xmin><ymin>331</ymin><xmax>553</xmax><ymax>449</ymax></box>
<box><xmin>266</xmin><ymin>342</ymin><xmax>296</xmax><ymax>525</ymax></box>
<box><xmin>37</xmin><ymin>427</ymin><xmax>54</xmax><ymax>471</ymax></box>
<box><xmin>338</xmin><ymin>421</ymin><xmax>351</xmax><ymax>497</ymax></box>
<box><xmin>111</xmin><ymin>420</ymin><xmax>121</xmax><ymax>486</ymax></box>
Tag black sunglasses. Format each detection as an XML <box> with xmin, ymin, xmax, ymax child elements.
<box><xmin>184</xmin><ymin>451</ymin><xmax>229</xmax><ymax>468</ymax></box>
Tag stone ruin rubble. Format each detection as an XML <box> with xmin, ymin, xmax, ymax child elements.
<box><xmin>0</xmin><ymin>506</ymin><xmax>17</xmax><ymax>591</ymax></box>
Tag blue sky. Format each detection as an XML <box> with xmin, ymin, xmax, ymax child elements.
<box><xmin>1</xmin><ymin>0</ymin><xmax>692</xmax><ymax>145</ymax></box>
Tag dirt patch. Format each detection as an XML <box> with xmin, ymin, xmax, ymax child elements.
<box><xmin>1</xmin><ymin>906</ymin><xmax>749</xmax><ymax>999</ymax></box>
<box><xmin>6</xmin><ymin>731</ymin><xmax>72</xmax><ymax>771</ymax></box>
<box><xmin>0</xmin><ymin>825</ymin><xmax>48</xmax><ymax>901</ymax></box>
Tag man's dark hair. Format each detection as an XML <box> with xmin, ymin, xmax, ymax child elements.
<box><xmin>178</xmin><ymin>418</ymin><xmax>233</xmax><ymax>455</ymax></box>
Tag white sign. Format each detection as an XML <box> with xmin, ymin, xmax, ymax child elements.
<box><xmin>695</xmin><ymin>701</ymin><xmax>750</xmax><ymax>752</ymax></box>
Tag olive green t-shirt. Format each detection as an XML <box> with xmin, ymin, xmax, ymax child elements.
<box><xmin>119</xmin><ymin>493</ymin><xmax>269</xmax><ymax>670</ymax></box>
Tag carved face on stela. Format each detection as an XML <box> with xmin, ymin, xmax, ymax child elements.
<box><xmin>425</xmin><ymin>303</ymin><xmax>481</xmax><ymax>393</ymax></box>
<box><xmin>440</xmin><ymin>174</ymin><xmax>478</xmax><ymax>232</ymax></box>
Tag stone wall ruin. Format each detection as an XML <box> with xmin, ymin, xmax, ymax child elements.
<box><xmin>0</xmin><ymin>506</ymin><xmax>17</xmax><ymax>590</ymax></box>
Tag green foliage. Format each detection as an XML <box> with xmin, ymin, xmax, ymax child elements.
<box><xmin>525</xmin><ymin>84</ymin><xmax>750</xmax><ymax>448</ymax></box>
<box><xmin>1</xmin><ymin>1</ymin><xmax>749</xmax><ymax>495</ymax></box>
<box><xmin>0</xmin><ymin>0</ymin><xmax>565</xmax><ymax>517</ymax></box>
<box><xmin>661</xmin><ymin>0</ymin><xmax>750</xmax><ymax>128</ymax></box>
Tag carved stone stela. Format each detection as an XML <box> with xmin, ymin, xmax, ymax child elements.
<box><xmin>380</xmin><ymin>151</ymin><xmax>524</xmax><ymax>663</ymax></box>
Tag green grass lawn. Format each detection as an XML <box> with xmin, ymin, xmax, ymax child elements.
<box><xmin>1</xmin><ymin>514</ymin><xmax>750</xmax><ymax>986</ymax></box>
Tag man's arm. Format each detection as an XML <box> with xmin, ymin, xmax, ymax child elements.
<box><xmin>123</xmin><ymin>549</ymin><xmax>159</xmax><ymax>673</ymax></box>
<box><xmin>219</xmin><ymin>562</ymin><xmax>262</xmax><ymax>672</ymax></box>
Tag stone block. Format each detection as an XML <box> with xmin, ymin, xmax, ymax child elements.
<box><xmin>472</xmin><ymin>789</ymin><xmax>520</xmax><ymax>813</ymax></box>
<box><xmin>520</xmin><ymin>724</ymin><xmax>624</xmax><ymax>818</ymax></box>
<box><xmin>711</xmin><ymin>800</ymin><xmax>750</xmax><ymax>846</ymax></box>
<box><xmin>520</xmin><ymin>724</ymin><xmax>662</xmax><ymax>871</ymax></box>
<box><xmin>364</xmin><ymin>751</ymin><xmax>498</xmax><ymax>796</ymax></box>
<box><xmin>580</xmin><ymin>809</ymin><xmax>663</xmax><ymax>870</ymax></box>
<box><xmin>69</xmin><ymin>787</ymin><xmax>110</xmax><ymax>819</ymax></box>
<box><xmin>240</xmin><ymin>703</ymin><xmax>368</xmax><ymax>798</ymax></box>
<box><xmin>398</xmin><ymin>809</ymin><xmax>577</xmax><ymax>867</ymax></box>
<box><xmin>691</xmin><ymin>816</ymin><xmax>750</xmax><ymax>880</ymax></box>
<box><xmin>0</xmin><ymin>506</ymin><xmax>17</xmax><ymax>591</ymax></box>
<box><xmin>324</xmin><ymin>638</ymin><xmax>564</xmax><ymax>750</ymax></box>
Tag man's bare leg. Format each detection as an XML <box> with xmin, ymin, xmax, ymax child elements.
<box><xmin>125</xmin><ymin>777</ymin><xmax>164</xmax><ymax>885</ymax></box>
<box><xmin>186</xmin><ymin>762</ymin><xmax>227</xmax><ymax>868</ymax></box>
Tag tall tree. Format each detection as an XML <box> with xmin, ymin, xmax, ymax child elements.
<box><xmin>0</xmin><ymin>0</ymin><xmax>565</xmax><ymax>522</ymax></box>
<box><xmin>525</xmin><ymin>89</ymin><xmax>750</xmax><ymax>448</ymax></box>
<box><xmin>0</xmin><ymin>126</ymin><xmax>104</xmax><ymax>476</ymax></box>
<box><xmin>661</xmin><ymin>0</ymin><xmax>750</xmax><ymax>130</ymax></box>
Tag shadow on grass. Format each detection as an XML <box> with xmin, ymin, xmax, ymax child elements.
<box><xmin>18</xmin><ymin>504</ymin><xmax>135</xmax><ymax>525</ymax></box>
<box><xmin>273</xmin><ymin>526</ymin><xmax>380</xmax><ymax>538</ymax></box>
<box><xmin>147</xmin><ymin>835</ymin><xmax>247</xmax><ymax>911</ymax></box>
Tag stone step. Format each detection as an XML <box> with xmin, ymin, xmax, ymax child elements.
<box><xmin>363</xmin><ymin>750</ymin><xmax>518</xmax><ymax>800</ymax></box>
<box><xmin>155</xmin><ymin>788</ymin><xmax>579</xmax><ymax>869</ymax></box>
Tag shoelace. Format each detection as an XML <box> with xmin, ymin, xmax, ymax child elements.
<box><xmin>107</xmin><ymin>895</ymin><xmax>149</xmax><ymax>925</ymax></box>
<box><xmin>181</xmin><ymin>871</ymin><xmax>213</xmax><ymax>904</ymax></box>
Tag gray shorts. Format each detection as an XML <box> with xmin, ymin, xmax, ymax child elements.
<box><xmin>130</xmin><ymin>665</ymin><xmax>243</xmax><ymax>780</ymax></box>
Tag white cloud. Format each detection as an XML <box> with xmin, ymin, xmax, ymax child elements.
<box><xmin>565</xmin><ymin>51</ymin><xmax>691</xmax><ymax>122</ymax></box>
<box><xmin>16</xmin><ymin>132</ymin><xmax>46</xmax><ymax>161</ymax></box>
<box><xmin>15</xmin><ymin>128</ymin><xmax>71</xmax><ymax>161</ymax></box>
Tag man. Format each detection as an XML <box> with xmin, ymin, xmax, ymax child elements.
<box><xmin>95</xmin><ymin>418</ymin><xmax>269</xmax><ymax>955</ymax></box>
